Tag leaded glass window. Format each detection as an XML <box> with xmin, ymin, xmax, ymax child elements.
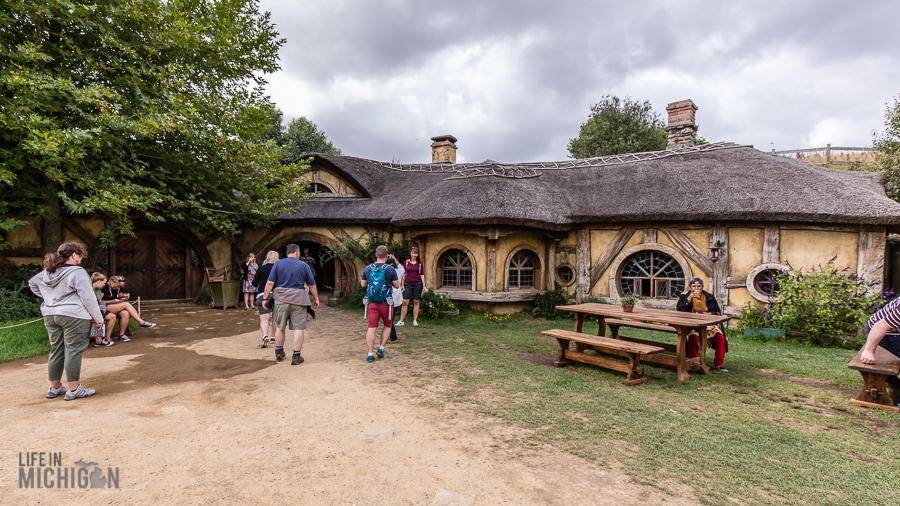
<box><xmin>556</xmin><ymin>265</ymin><xmax>574</xmax><ymax>286</ymax></box>
<box><xmin>306</xmin><ymin>183</ymin><xmax>333</xmax><ymax>194</ymax></box>
<box><xmin>753</xmin><ymin>269</ymin><xmax>782</xmax><ymax>296</ymax></box>
<box><xmin>441</xmin><ymin>250</ymin><xmax>472</xmax><ymax>288</ymax></box>
<box><xmin>508</xmin><ymin>250</ymin><xmax>535</xmax><ymax>288</ymax></box>
<box><xmin>619</xmin><ymin>251</ymin><xmax>685</xmax><ymax>299</ymax></box>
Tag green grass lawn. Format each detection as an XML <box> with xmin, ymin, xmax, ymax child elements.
<box><xmin>0</xmin><ymin>318</ymin><xmax>49</xmax><ymax>363</ymax></box>
<box><xmin>393</xmin><ymin>309</ymin><xmax>900</xmax><ymax>506</ymax></box>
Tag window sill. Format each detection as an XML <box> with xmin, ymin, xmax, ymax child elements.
<box><xmin>435</xmin><ymin>289</ymin><xmax>540</xmax><ymax>302</ymax></box>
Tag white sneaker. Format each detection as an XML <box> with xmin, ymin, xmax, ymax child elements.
<box><xmin>396</xmin><ymin>321</ymin><xmax>404</xmax><ymax>327</ymax></box>
<box><xmin>412</xmin><ymin>320</ymin><xmax>418</xmax><ymax>327</ymax></box>
<box><xmin>64</xmin><ymin>385</ymin><xmax>96</xmax><ymax>401</ymax></box>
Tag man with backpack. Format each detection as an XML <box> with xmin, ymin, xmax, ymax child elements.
<box><xmin>360</xmin><ymin>245</ymin><xmax>401</xmax><ymax>363</ymax></box>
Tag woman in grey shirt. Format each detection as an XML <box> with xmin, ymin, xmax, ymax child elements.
<box><xmin>29</xmin><ymin>242</ymin><xmax>104</xmax><ymax>401</ymax></box>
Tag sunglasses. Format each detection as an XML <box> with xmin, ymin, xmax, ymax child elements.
<box><xmin>411</xmin><ymin>247</ymin><xmax>419</xmax><ymax>251</ymax></box>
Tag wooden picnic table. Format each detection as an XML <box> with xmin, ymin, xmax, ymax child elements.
<box><xmin>555</xmin><ymin>303</ymin><xmax>731</xmax><ymax>382</ymax></box>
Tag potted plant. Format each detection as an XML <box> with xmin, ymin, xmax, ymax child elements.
<box><xmin>620</xmin><ymin>295</ymin><xmax>637</xmax><ymax>313</ymax></box>
<box><xmin>436</xmin><ymin>295</ymin><xmax>459</xmax><ymax>317</ymax></box>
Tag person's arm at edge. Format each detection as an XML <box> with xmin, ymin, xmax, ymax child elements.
<box><xmin>75</xmin><ymin>271</ymin><xmax>104</xmax><ymax>325</ymax></box>
<box><xmin>675</xmin><ymin>292</ymin><xmax>692</xmax><ymax>312</ymax></box>
<box><xmin>861</xmin><ymin>320</ymin><xmax>890</xmax><ymax>364</ymax></box>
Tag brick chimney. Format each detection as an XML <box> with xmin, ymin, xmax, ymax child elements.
<box><xmin>665</xmin><ymin>100</ymin><xmax>698</xmax><ymax>148</ymax></box>
<box><xmin>430</xmin><ymin>135</ymin><xmax>457</xmax><ymax>163</ymax></box>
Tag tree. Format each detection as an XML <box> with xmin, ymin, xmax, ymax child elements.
<box><xmin>0</xmin><ymin>0</ymin><xmax>310</xmax><ymax>253</ymax></box>
<box><xmin>567</xmin><ymin>95</ymin><xmax>668</xmax><ymax>158</ymax></box>
<box><xmin>876</xmin><ymin>95</ymin><xmax>900</xmax><ymax>202</ymax></box>
<box><xmin>279</xmin><ymin>116</ymin><xmax>343</xmax><ymax>162</ymax></box>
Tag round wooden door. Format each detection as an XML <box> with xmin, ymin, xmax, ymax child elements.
<box><xmin>114</xmin><ymin>234</ymin><xmax>186</xmax><ymax>300</ymax></box>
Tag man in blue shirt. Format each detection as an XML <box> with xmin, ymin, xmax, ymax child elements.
<box><xmin>360</xmin><ymin>245</ymin><xmax>400</xmax><ymax>362</ymax></box>
<box><xmin>262</xmin><ymin>244</ymin><xmax>319</xmax><ymax>365</ymax></box>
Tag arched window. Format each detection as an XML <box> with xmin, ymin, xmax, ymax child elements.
<box><xmin>306</xmin><ymin>183</ymin><xmax>333</xmax><ymax>194</ymax></box>
<box><xmin>508</xmin><ymin>250</ymin><xmax>536</xmax><ymax>289</ymax></box>
<box><xmin>619</xmin><ymin>250</ymin><xmax>685</xmax><ymax>299</ymax></box>
<box><xmin>440</xmin><ymin>249</ymin><xmax>472</xmax><ymax>288</ymax></box>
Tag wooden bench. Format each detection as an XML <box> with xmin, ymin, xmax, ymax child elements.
<box><xmin>604</xmin><ymin>318</ymin><xmax>679</xmax><ymax>353</ymax></box>
<box><xmin>848</xmin><ymin>347</ymin><xmax>900</xmax><ymax>412</ymax></box>
<box><xmin>542</xmin><ymin>329</ymin><xmax>665</xmax><ymax>386</ymax></box>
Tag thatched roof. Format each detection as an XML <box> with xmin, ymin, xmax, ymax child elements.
<box><xmin>281</xmin><ymin>143</ymin><xmax>900</xmax><ymax>230</ymax></box>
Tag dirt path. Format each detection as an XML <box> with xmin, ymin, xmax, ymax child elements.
<box><xmin>0</xmin><ymin>305</ymin><xmax>698</xmax><ymax>505</ymax></box>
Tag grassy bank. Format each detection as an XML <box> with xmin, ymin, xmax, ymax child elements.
<box><xmin>0</xmin><ymin>318</ymin><xmax>49</xmax><ymax>363</ymax></box>
<box><xmin>391</xmin><ymin>309</ymin><xmax>899</xmax><ymax>506</ymax></box>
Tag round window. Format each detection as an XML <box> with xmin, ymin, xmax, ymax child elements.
<box><xmin>745</xmin><ymin>263</ymin><xmax>789</xmax><ymax>302</ymax></box>
<box><xmin>556</xmin><ymin>265</ymin><xmax>574</xmax><ymax>286</ymax></box>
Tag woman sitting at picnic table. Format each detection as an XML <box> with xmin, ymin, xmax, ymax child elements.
<box><xmin>676</xmin><ymin>276</ymin><xmax>729</xmax><ymax>373</ymax></box>
<box><xmin>99</xmin><ymin>275</ymin><xmax>155</xmax><ymax>342</ymax></box>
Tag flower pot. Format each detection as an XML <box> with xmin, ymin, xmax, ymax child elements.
<box><xmin>621</xmin><ymin>304</ymin><xmax>634</xmax><ymax>313</ymax></box>
<box><xmin>743</xmin><ymin>328</ymin><xmax>784</xmax><ymax>338</ymax></box>
<box><xmin>439</xmin><ymin>310</ymin><xmax>459</xmax><ymax>318</ymax></box>
<box><xmin>327</xmin><ymin>296</ymin><xmax>340</xmax><ymax>307</ymax></box>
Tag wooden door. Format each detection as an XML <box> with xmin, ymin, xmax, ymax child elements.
<box><xmin>115</xmin><ymin>235</ymin><xmax>152</xmax><ymax>298</ymax></box>
<box><xmin>154</xmin><ymin>235</ymin><xmax>186</xmax><ymax>299</ymax></box>
<box><xmin>114</xmin><ymin>233</ymin><xmax>186</xmax><ymax>300</ymax></box>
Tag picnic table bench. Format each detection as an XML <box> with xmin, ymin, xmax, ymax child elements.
<box><xmin>848</xmin><ymin>347</ymin><xmax>900</xmax><ymax>412</ymax></box>
<box><xmin>541</xmin><ymin>329</ymin><xmax>665</xmax><ymax>385</ymax></box>
<box><xmin>554</xmin><ymin>303</ymin><xmax>730</xmax><ymax>382</ymax></box>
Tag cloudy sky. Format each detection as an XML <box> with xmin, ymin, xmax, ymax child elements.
<box><xmin>259</xmin><ymin>0</ymin><xmax>899</xmax><ymax>164</ymax></box>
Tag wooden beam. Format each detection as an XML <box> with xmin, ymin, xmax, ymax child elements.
<box><xmin>546</xmin><ymin>239</ymin><xmax>559</xmax><ymax>290</ymax></box>
<box><xmin>576</xmin><ymin>229</ymin><xmax>590</xmax><ymax>302</ymax></box>
<box><xmin>710</xmin><ymin>226</ymin><xmax>728</xmax><ymax>306</ymax></box>
<box><xmin>437</xmin><ymin>289</ymin><xmax>540</xmax><ymax>302</ymax></box>
<box><xmin>0</xmin><ymin>248</ymin><xmax>42</xmax><ymax>257</ymax></box>
<box><xmin>61</xmin><ymin>216</ymin><xmax>94</xmax><ymax>245</ymax></box>
<box><xmin>589</xmin><ymin>228</ymin><xmax>635</xmax><ymax>287</ymax></box>
<box><xmin>642</xmin><ymin>229</ymin><xmax>657</xmax><ymax>244</ymax></box>
<box><xmin>486</xmin><ymin>239</ymin><xmax>497</xmax><ymax>293</ymax></box>
<box><xmin>660</xmin><ymin>228</ymin><xmax>714</xmax><ymax>276</ymax></box>
<box><xmin>858</xmin><ymin>229</ymin><xmax>886</xmax><ymax>294</ymax></box>
<box><xmin>763</xmin><ymin>226</ymin><xmax>780</xmax><ymax>263</ymax></box>
<box><xmin>725</xmin><ymin>276</ymin><xmax>745</xmax><ymax>289</ymax></box>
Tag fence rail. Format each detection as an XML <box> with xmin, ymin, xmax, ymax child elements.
<box><xmin>772</xmin><ymin>144</ymin><xmax>875</xmax><ymax>166</ymax></box>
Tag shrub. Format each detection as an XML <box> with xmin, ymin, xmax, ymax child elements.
<box><xmin>0</xmin><ymin>264</ymin><xmax>42</xmax><ymax>295</ymax></box>
<box><xmin>339</xmin><ymin>283</ymin><xmax>369</xmax><ymax>309</ymax></box>
<box><xmin>420</xmin><ymin>289</ymin><xmax>441</xmax><ymax>320</ymax></box>
<box><xmin>0</xmin><ymin>288</ymin><xmax>41</xmax><ymax>322</ymax></box>
<box><xmin>195</xmin><ymin>289</ymin><xmax>212</xmax><ymax>306</ymax></box>
<box><xmin>737</xmin><ymin>302</ymin><xmax>769</xmax><ymax>332</ymax></box>
<box><xmin>763</xmin><ymin>260</ymin><xmax>889</xmax><ymax>348</ymax></box>
<box><xmin>532</xmin><ymin>282</ymin><xmax>574</xmax><ymax>319</ymax></box>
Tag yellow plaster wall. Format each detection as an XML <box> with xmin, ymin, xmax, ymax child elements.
<box><xmin>728</xmin><ymin>228</ymin><xmax>764</xmax><ymax>278</ymax></box>
<box><xmin>77</xmin><ymin>218</ymin><xmax>106</xmax><ymax>238</ymax></box>
<box><xmin>590</xmin><ymin>229</ymin><xmax>642</xmax><ymax>297</ymax></box>
<box><xmin>7</xmin><ymin>218</ymin><xmax>40</xmax><ymax>248</ymax></box>
<box><xmin>495</xmin><ymin>232</ymin><xmax>546</xmax><ymax>289</ymax></box>
<box><xmin>207</xmin><ymin>239</ymin><xmax>232</xmax><ymax>269</ymax></box>
<box><xmin>728</xmin><ymin>287</ymin><xmax>757</xmax><ymax>309</ymax></box>
<box><xmin>425</xmin><ymin>232</ymin><xmax>485</xmax><ymax>290</ymax></box>
<box><xmin>558</xmin><ymin>231</ymin><xmax>577</xmax><ymax>248</ymax></box>
<box><xmin>780</xmin><ymin>230</ymin><xmax>857</xmax><ymax>271</ymax></box>
<box><xmin>315</xmin><ymin>171</ymin><xmax>342</xmax><ymax>193</ymax></box>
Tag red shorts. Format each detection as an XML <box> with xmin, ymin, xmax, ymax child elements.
<box><xmin>367</xmin><ymin>303</ymin><xmax>393</xmax><ymax>328</ymax></box>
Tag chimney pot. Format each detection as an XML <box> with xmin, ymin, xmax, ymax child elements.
<box><xmin>665</xmin><ymin>100</ymin><xmax>698</xmax><ymax>148</ymax></box>
<box><xmin>430</xmin><ymin>134</ymin><xmax>457</xmax><ymax>163</ymax></box>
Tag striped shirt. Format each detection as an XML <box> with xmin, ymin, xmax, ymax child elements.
<box><xmin>868</xmin><ymin>297</ymin><xmax>900</xmax><ymax>331</ymax></box>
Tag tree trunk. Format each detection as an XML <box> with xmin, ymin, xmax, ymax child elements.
<box><xmin>40</xmin><ymin>179</ymin><xmax>63</xmax><ymax>255</ymax></box>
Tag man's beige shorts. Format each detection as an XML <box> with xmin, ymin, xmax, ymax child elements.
<box><xmin>273</xmin><ymin>301</ymin><xmax>308</xmax><ymax>330</ymax></box>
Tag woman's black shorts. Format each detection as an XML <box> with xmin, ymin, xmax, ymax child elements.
<box><xmin>403</xmin><ymin>282</ymin><xmax>423</xmax><ymax>300</ymax></box>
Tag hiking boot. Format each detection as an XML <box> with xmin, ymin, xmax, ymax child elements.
<box><xmin>366</xmin><ymin>355</ymin><xmax>375</xmax><ymax>363</ymax></box>
<box><xmin>376</xmin><ymin>347</ymin><xmax>385</xmax><ymax>359</ymax></box>
<box><xmin>275</xmin><ymin>349</ymin><xmax>286</xmax><ymax>361</ymax></box>
<box><xmin>259</xmin><ymin>336</ymin><xmax>269</xmax><ymax>348</ymax></box>
<box><xmin>291</xmin><ymin>354</ymin><xmax>304</xmax><ymax>365</ymax></box>
<box><xmin>139</xmin><ymin>322</ymin><xmax>156</xmax><ymax>328</ymax></box>
<box><xmin>94</xmin><ymin>337</ymin><xmax>114</xmax><ymax>347</ymax></box>
<box><xmin>64</xmin><ymin>385</ymin><xmax>96</xmax><ymax>401</ymax></box>
<box><xmin>713</xmin><ymin>366</ymin><xmax>729</xmax><ymax>373</ymax></box>
<box><xmin>118</xmin><ymin>335</ymin><xmax>130</xmax><ymax>342</ymax></box>
<box><xmin>46</xmin><ymin>386</ymin><xmax>67</xmax><ymax>399</ymax></box>
<box><xmin>395</xmin><ymin>321</ymin><xmax>404</xmax><ymax>327</ymax></box>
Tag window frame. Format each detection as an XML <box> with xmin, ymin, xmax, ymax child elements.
<box><xmin>506</xmin><ymin>248</ymin><xmax>540</xmax><ymax>290</ymax></box>
<box><xmin>609</xmin><ymin>243</ymin><xmax>694</xmax><ymax>303</ymax></box>
<box><xmin>435</xmin><ymin>246</ymin><xmax>476</xmax><ymax>290</ymax></box>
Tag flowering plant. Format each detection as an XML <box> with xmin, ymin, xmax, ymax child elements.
<box><xmin>436</xmin><ymin>295</ymin><xmax>457</xmax><ymax>311</ymax></box>
<box><xmin>483</xmin><ymin>312</ymin><xmax>511</xmax><ymax>323</ymax></box>
<box><xmin>620</xmin><ymin>295</ymin><xmax>638</xmax><ymax>306</ymax></box>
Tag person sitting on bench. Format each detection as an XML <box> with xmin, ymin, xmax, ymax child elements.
<box><xmin>99</xmin><ymin>275</ymin><xmax>155</xmax><ymax>342</ymax></box>
<box><xmin>676</xmin><ymin>276</ymin><xmax>729</xmax><ymax>372</ymax></box>
<box><xmin>860</xmin><ymin>295</ymin><xmax>900</xmax><ymax>364</ymax></box>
